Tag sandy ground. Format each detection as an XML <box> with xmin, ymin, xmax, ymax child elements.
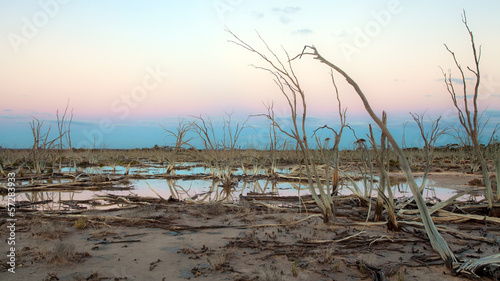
<box><xmin>1</xmin><ymin>172</ymin><xmax>499</xmax><ymax>281</ymax></box>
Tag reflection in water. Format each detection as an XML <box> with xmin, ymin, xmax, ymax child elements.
<box><xmin>339</xmin><ymin>178</ymin><xmax>485</xmax><ymax>202</ymax></box>
<box><xmin>19</xmin><ymin>190</ymin><xmax>82</xmax><ymax>211</ymax></box>
<box><xmin>61</xmin><ymin>162</ymin><xmax>206</xmax><ymax>176</ymax></box>
<box><xmin>131</xmin><ymin>179</ymin><xmax>303</xmax><ymax>202</ymax></box>
<box><xmin>1</xmin><ymin>173</ymin><xmax>482</xmax><ymax>210</ymax></box>
<box><xmin>0</xmin><ymin>176</ymin><xmax>134</xmax><ymax>211</ymax></box>
<box><xmin>60</xmin><ymin>163</ymin><xmax>289</xmax><ymax>177</ymax></box>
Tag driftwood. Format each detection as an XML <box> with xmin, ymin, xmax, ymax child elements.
<box><xmin>1</xmin><ymin>177</ymin><xmax>129</xmax><ymax>193</ymax></box>
<box><xmin>95</xmin><ymin>239</ymin><xmax>141</xmax><ymax>245</ymax></box>
<box><xmin>400</xmin><ymin>221</ymin><xmax>497</xmax><ymax>244</ymax></box>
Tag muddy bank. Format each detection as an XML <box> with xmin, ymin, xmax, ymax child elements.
<box><xmin>1</xmin><ymin>190</ymin><xmax>499</xmax><ymax>281</ymax></box>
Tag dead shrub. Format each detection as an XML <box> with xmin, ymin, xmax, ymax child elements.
<box><xmin>235</xmin><ymin>200</ymin><xmax>253</xmax><ymax>217</ymax></box>
<box><xmin>260</xmin><ymin>265</ymin><xmax>284</xmax><ymax>281</ymax></box>
<box><xmin>33</xmin><ymin>222</ymin><xmax>70</xmax><ymax>239</ymax></box>
<box><xmin>191</xmin><ymin>201</ymin><xmax>225</xmax><ymax>217</ymax></box>
<box><xmin>468</xmin><ymin>178</ymin><xmax>483</xmax><ymax>186</ymax></box>
<box><xmin>123</xmin><ymin>204</ymin><xmax>157</xmax><ymax>219</ymax></box>
<box><xmin>208</xmin><ymin>249</ymin><xmax>231</xmax><ymax>271</ymax></box>
<box><xmin>276</xmin><ymin>215</ymin><xmax>299</xmax><ymax>229</ymax></box>
<box><xmin>181</xmin><ymin>246</ymin><xmax>196</xmax><ymax>255</ymax></box>
<box><xmin>490</xmin><ymin>175</ymin><xmax>497</xmax><ymax>189</ymax></box>
<box><xmin>35</xmin><ymin>242</ymin><xmax>90</xmax><ymax>264</ymax></box>
<box><xmin>316</xmin><ymin>245</ymin><xmax>336</xmax><ymax>264</ymax></box>
<box><xmin>90</xmin><ymin>174</ymin><xmax>107</xmax><ymax>183</ymax></box>
<box><xmin>74</xmin><ymin>217</ymin><xmax>88</xmax><ymax>229</ymax></box>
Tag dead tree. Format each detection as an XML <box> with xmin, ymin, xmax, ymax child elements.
<box><xmin>410</xmin><ymin>112</ymin><xmax>447</xmax><ymax>193</ymax></box>
<box><xmin>161</xmin><ymin>119</ymin><xmax>196</xmax><ymax>174</ymax></box>
<box><xmin>191</xmin><ymin>113</ymin><xmax>248</xmax><ymax>187</ymax></box>
<box><xmin>329</xmin><ymin>71</ymin><xmax>347</xmax><ymax>196</ymax></box>
<box><xmin>297</xmin><ymin>41</ymin><xmax>500</xmax><ymax>279</ymax></box>
<box><xmin>227</xmin><ymin>29</ymin><xmax>342</xmax><ymax>223</ymax></box>
<box><xmin>56</xmin><ymin>101</ymin><xmax>73</xmax><ymax>172</ymax></box>
<box><xmin>369</xmin><ymin>112</ymin><xmax>399</xmax><ymax>230</ymax></box>
<box><xmin>441</xmin><ymin>10</ymin><xmax>496</xmax><ymax>215</ymax></box>
<box><xmin>312</xmin><ymin>71</ymin><xmax>348</xmax><ymax>196</ymax></box>
<box><xmin>296</xmin><ymin>43</ymin><xmax>458</xmax><ymax>265</ymax></box>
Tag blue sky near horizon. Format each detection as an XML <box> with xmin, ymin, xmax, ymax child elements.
<box><xmin>1</xmin><ymin>0</ymin><xmax>499</xmax><ymax>149</ymax></box>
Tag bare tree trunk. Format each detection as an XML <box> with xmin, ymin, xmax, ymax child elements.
<box><xmin>227</xmin><ymin>29</ymin><xmax>338</xmax><ymax>223</ymax></box>
<box><xmin>473</xmin><ymin>140</ymin><xmax>495</xmax><ymax>213</ymax></box>
<box><xmin>440</xmin><ymin>11</ymin><xmax>495</xmax><ymax>214</ymax></box>
<box><xmin>410</xmin><ymin>113</ymin><xmax>447</xmax><ymax>193</ymax></box>
<box><xmin>191</xmin><ymin>113</ymin><xmax>248</xmax><ymax>189</ymax></box>
<box><xmin>227</xmin><ymin>20</ymin><xmax>500</xmax><ymax>276</ymax></box>
<box><xmin>370</xmin><ymin>113</ymin><xmax>398</xmax><ymax>230</ymax></box>
<box><xmin>298</xmin><ymin>45</ymin><xmax>456</xmax><ymax>266</ymax></box>
<box><xmin>161</xmin><ymin>119</ymin><xmax>196</xmax><ymax>174</ymax></box>
<box><xmin>495</xmin><ymin>154</ymin><xmax>500</xmax><ymax>201</ymax></box>
<box><xmin>56</xmin><ymin>101</ymin><xmax>73</xmax><ymax>173</ymax></box>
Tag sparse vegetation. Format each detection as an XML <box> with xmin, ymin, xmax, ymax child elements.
<box><xmin>191</xmin><ymin>200</ymin><xmax>226</xmax><ymax>217</ymax></box>
<box><xmin>260</xmin><ymin>265</ymin><xmax>284</xmax><ymax>281</ymax></box>
<box><xmin>208</xmin><ymin>249</ymin><xmax>231</xmax><ymax>271</ymax></box>
<box><xmin>316</xmin><ymin>245</ymin><xmax>336</xmax><ymax>264</ymax></box>
<box><xmin>33</xmin><ymin>222</ymin><xmax>70</xmax><ymax>239</ymax></box>
<box><xmin>441</xmin><ymin>12</ymin><xmax>498</xmax><ymax>215</ymax></box>
<box><xmin>0</xmin><ymin>9</ymin><xmax>499</xmax><ymax>281</ymax></box>
<box><xmin>291</xmin><ymin>260</ymin><xmax>299</xmax><ymax>277</ymax></box>
<box><xmin>74</xmin><ymin>217</ymin><xmax>88</xmax><ymax>229</ymax></box>
<box><xmin>35</xmin><ymin>242</ymin><xmax>90</xmax><ymax>265</ymax></box>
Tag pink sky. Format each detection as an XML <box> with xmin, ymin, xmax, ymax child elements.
<box><xmin>1</xmin><ymin>1</ymin><xmax>499</xmax><ymax>148</ymax></box>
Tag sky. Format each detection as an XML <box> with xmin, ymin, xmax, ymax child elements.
<box><xmin>1</xmin><ymin>0</ymin><xmax>499</xmax><ymax>149</ymax></box>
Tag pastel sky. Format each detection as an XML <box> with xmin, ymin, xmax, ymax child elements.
<box><xmin>1</xmin><ymin>0</ymin><xmax>499</xmax><ymax>149</ymax></box>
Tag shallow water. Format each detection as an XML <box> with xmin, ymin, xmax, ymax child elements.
<box><xmin>61</xmin><ymin>162</ymin><xmax>289</xmax><ymax>177</ymax></box>
<box><xmin>1</xmin><ymin>175</ymin><xmax>481</xmax><ymax>211</ymax></box>
<box><xmin>1</xmin><ymin>162</ymin><xmax>483</xmax><ymax>210</ymax></box>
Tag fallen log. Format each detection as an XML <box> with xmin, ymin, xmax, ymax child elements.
<box><xmin>95</xmin><ymin>239</ymin><xmax>141</xmax><ymax>245</ymax></box>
